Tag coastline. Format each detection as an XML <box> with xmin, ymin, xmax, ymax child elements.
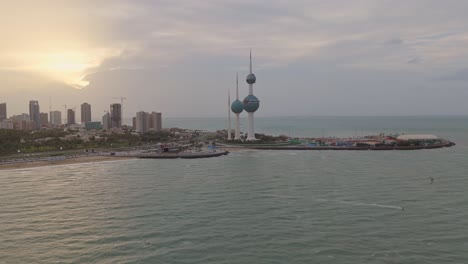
<box><xmin>0</xmin><ymin>155</ymin><xmax>135</xmax><ymax>171</ymax></box>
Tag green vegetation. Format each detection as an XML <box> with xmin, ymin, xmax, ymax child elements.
<box><xmin>0</xmin><ymin>129</ymin><xmax>175</xmax><ymax>156</ymax></box>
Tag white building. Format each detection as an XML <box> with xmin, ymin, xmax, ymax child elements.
<box><xmin>149</xmin><ymin>112</ymin><xmax>162</xmax><ymax>132</ymax></box>
<box><xmin>102</xmin><ymin>112</ymin><xmax>111</xmax><ymax>130</ymax></box>
<box><xmin>136</xmin><ymin>111</ymin><xmax>150</xmax><ymax>134</ymax></box>
<box><xmin>50</xmin><ymin>111</ymin><xmax>62</xmax><ymax>126</ymax></box>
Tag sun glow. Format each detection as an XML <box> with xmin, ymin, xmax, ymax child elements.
<box><xmin>33</xmin><ymin>52</ymin><xmax>100</xmax><ymax>89</ymax></box>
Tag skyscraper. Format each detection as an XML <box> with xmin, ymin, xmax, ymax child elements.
<box><xmin>102</xmin><ymin>112</ymin><xmax>111</xmax><ymax>130</ymax></box>
<box><xmin>149</xmin><ymin>112</ymin><xmax>162</xmax><ymax>132</ymax></box>
<box><xmin>0</xmin><ymin>103</ymin><xmax>6</xmax><ymax>121</ymax></box>
<box><xmin>40</xmin><ymin>113</ymin><xmax>49</xmax><ymax>127</ymax></box>
<box><xmin>243</xmin><ymin>51</ymin><xmax>260</xmax><ymax>140</ymax></box>
<box><xmin>110</xmin><ymin>103</ymin><xmax>122</xmax><ymax>128</ymax></box>
<box><xmin>29</xmin><ymin>100</ymin><xmax>40</xmax><ymax>129</ymax></box>
<box><xmin>81</xmin><ymin>103</ymin><xmax>92</xmax><ymax>124</ymax></box>
<box><xmin>50</xmin><ymin>111</ymin><xmax>62</xmax><ymax>126</ymax></box>
<box><xmin>136</xmin><ymin>111</ymin><xmax>150</xmax><ymax>134</ymax></box>
<box><xmin>67</xmin><ymin>109</ymin><xmax>75</xmax><ymax>125</ymax></box>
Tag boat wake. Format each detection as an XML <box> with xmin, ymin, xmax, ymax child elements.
<box><xmin>263</xmin><ymin>194</ymin><xmax>403</xmax><ymax>210</ymax></box>
<box><xmin>313</xmin><ymin>197</ymin><xmax>403</xmax><ymax>210</ymax></box>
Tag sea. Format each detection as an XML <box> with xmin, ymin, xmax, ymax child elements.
<box><xmin>1</xmin><ymin>116</ymin><xmax>467</xmax><ymax>263</ymax></box>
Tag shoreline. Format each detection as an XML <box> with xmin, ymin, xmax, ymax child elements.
<box><xmin>0</xmin><ymin>140</ymin><xmax>455</xmax><ymax>171</ymax></box>
<box><xmin>0</xmin><ymin>155</ymin><xmax>135</xmax><ymax>171</ymax></box>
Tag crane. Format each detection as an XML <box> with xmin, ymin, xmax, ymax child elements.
<box><xmin>113</xmin><ymin>97</ymin><xmax>127</xmax><ymax>105</ymax></box>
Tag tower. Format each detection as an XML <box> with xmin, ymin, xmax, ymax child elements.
<box><xmin>29</xmin><ymin>100</ymin><xmax>40</xmax><ymax>130</ymax></box>
<box><xmin>227</xmin><ymin>88</ymin><xmax>232</xmax><ymax>140</ymax></box>
<box><xmin>110</xmin><ymin>103</ymin><xmax>122</xmax><ymax>128</ymax></box>
<box><xmin>0</xmin><ymin>102</ymin><xmax>6</xmax><ymax>121</ymax></box>
<box><xmin>67</xmin><ymin>109</ymin><xmax>76</xmax><ymax>125</ymax></box>
<box><xmin>81</xmin><ymin>103</ymin><xmax>92</xmax><ymax>124</ymax></box>
<box><xmin>243</xmin><ymin>50</ymin><xmax>260</xmax><ymax>140</ymax></box>
<box><xmin>231</xmin><ymin>73</ymin><xmax>243</xmax><ymax>140</ymax></box>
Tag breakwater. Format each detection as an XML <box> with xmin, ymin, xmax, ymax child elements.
<box><xmin>246</xmin><ymin>141</ymin><xmax>455</xmax><ymax>151</ymax></box>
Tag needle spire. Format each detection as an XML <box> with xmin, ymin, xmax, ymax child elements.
<box><xmin>249</xmin><ymin>49</ymin><xmax>252</xmax><ymax>74</ymax></box>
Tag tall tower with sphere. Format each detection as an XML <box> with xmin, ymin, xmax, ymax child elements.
<box><xmin>243</xmin><ymin>50</ymin><xmax>260</xmax><ymax>140</ymax></box>
<box><xmin>231</xmin><ymin>73</ymin><xmax>244</xmax><ymax>140</ymax></box>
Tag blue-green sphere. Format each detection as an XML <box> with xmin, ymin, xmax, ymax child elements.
<box><xmin>231</xmin><ymin>100</ymin><xmax>244</xmax><ymax>113</ymax></box>
<box><xmin>243</xmin><ymin>95</ymin><xmax>260</xmax><ymax>112</ymax></box>
<box><xmin>246</xmin><ymin>73</ymin><xmax>256</xmax><ymax>84</ymax></box>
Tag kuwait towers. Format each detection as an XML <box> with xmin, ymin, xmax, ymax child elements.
<box><xmin>228</xmin><ymin>51</ymin><xmax>259</xmax><ymax>141</ymax></box>
<box><xmin>243</xmin><ymin>51</ymin><xmax>260</xmax><ymax>140</ymax></box>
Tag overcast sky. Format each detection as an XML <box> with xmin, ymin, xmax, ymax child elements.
<box><xmin>1</xmin><ymin>0</ymin><xmax>468</xmax><ymax>119</ymax></box>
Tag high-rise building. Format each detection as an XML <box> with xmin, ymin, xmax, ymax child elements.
<box><xmin>67</xmin><ymin>109</ymin><xmax>75</xmax><ymax>125</ymax></box>
<box><xmin>132</xmin><ymin>117</ymin><xmax>136</xmax><ymax>130</ymax></box>
<box><xmin>40</xmin><ymin>112</ymin><xmax>49</xmax><ymax>127</ymax></box>
<box><xmin>110</xmin><ymin>103</ymin><xmax>122</xmax><ymax>128</ymax></box>
<box><xmin>136</xmin><ymin>111</ymin><xmax>150</xmax><ymax>134</ymax></box>
<box><xmin>102</xmin><ymin>112</ymin><xmax>111</xmax><ymax>130</ymax></box>
<box><xmin>149</xmin><ymin>112</ymin><xmax>162</xmax><ymax>132</ymax></box>
<box><xmin>243</xmin><ymin>51</ymin><xmax>260</xmax><ymax>140</ymax></box>
<box><xmin>0</xmin><ymin>103</ymin><xmax>7</xmax><ymax>121</ymax></box>
<box><xmin>50</xmin><ymin>111</ymin><xmax>62</xmax><ymax>126</ymax></box>
<box><xmin>81</xmin><ymin>103</ymin><xmax>92</xmax><ymax>124</ymax></box>
<box><xmin>29</xmin><ymin>100</ymin><xmax>40</xmax><ymax>129</ymax></box>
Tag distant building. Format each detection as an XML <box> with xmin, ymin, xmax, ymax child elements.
<box><xmin>29</xmin><ymin>100</ymin><xmax>40</xmax><ymax>129</ymax></box>
<box><xmin>0</xmin><ymin>119</ymin><xmax>13</xmax><ymax>129</ymax></box>
<box><xmin>10</xmin><ymin>113</ymin><xmax>29</xmax><ymax>121</ymax></box>
<box><xmin>110</xmin><ymin>103</ymin><xmax>122</xmax><ymax>128</ymax></box>
<box><xmin>0</xmin><ymin>103</ymin><xmax>7</xmax><ymax>121</ymax></box>
<box><xmin>102</xmin><ymin>112</ymin><xmax>111</xmax><ymax>130</ymax></box>
<box><xmin>12</xmin><ymin>119</ymin><xmax>33</xmax><ymax>130</ymax></box>
<box><xmin>135</xmin><ymin>111</ymin><xmax>162</xmax><ymax>133</ymax></box>
<box><xmin>85</xmin><ymin>121</ymin><xmax>102</xmax><ymax>130</ymax></box>
<box><xmin>149</xmin><ymin>112</ymin><xmax>162</xmax><ymax>132</ymax></box>
<box><xmin>50</xmin><ymin>111</ymin><xmax>62</xmax><ymax>126</ymax></box>
<box><xmin>40</xmin><ymin>112</ymin><xmax>49</xmax><ymax>127</ymax></box>
<box><xmin>67</xmin><ymin>109</ymin><xmax>76</xmax><ymax>125</ymax></box>
<box><xmin>132</xmin><ymin>117</ymin><xmax>136</xmax><ymax>130</ymax></box>
<box><xmin>81</xmin><ymin>103</ymin><xmax>92</xmax><ymax>124</ymax></box>
<box><xmin>136</xmin><ymin>111</ymin><xmax>150</xmax><ymax>133</ymax></box>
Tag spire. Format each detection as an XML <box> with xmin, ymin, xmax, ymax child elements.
<box><xmin>236</xmin><ymin>73</ymin><xmax>239</xmax><ymax>99</ymax></box>
<box><xmin>227</xmin><ymin>87</ymin><xmax>232</xmax><ymax>140</ymax></box>
<box><xmin>249</xmin><ymin>49</ymin><xmax>252</xmax><ymax>74</ymax></box>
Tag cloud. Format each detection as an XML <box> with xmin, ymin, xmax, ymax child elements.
<box><xmin>407</xmin><ymin>57</ymin><xmax>423</xmax><ymax>64</ymax></box>
<box><xmin>1</xmin><ymin>0</ymin><xmax>468</xmax><ymax>117</ymax></box>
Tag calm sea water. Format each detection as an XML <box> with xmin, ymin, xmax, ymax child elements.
<box><xmin>1</xmin><ymin>116</ymin><xmax>467</xmax><ymax>263</ymax></box>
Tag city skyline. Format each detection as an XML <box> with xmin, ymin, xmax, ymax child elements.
<box><xmin>1</xmin><ymin>1</ymin><xmax>468</xmax><ymax>117</ymax></box>
<box><xmin>0</xmin><ymin>99</ymin><xmax>164</xmax><ymax>131</ymax></box>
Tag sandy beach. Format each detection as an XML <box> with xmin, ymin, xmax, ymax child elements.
<box><xmin>0</xmin><ymin>155</ymin><xmax>135</xmax><ymax>171</ymax></box>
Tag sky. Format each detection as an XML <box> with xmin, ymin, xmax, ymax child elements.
<box><xmin>1</xmin><ymin>0</ymin><xmax>468</xmax><ymax>119</ymax></box>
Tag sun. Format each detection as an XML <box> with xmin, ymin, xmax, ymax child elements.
<box><xmin>35</xmin><ymin>51</ymin><xmax>99</xmax><ymax>88</ymax></box>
